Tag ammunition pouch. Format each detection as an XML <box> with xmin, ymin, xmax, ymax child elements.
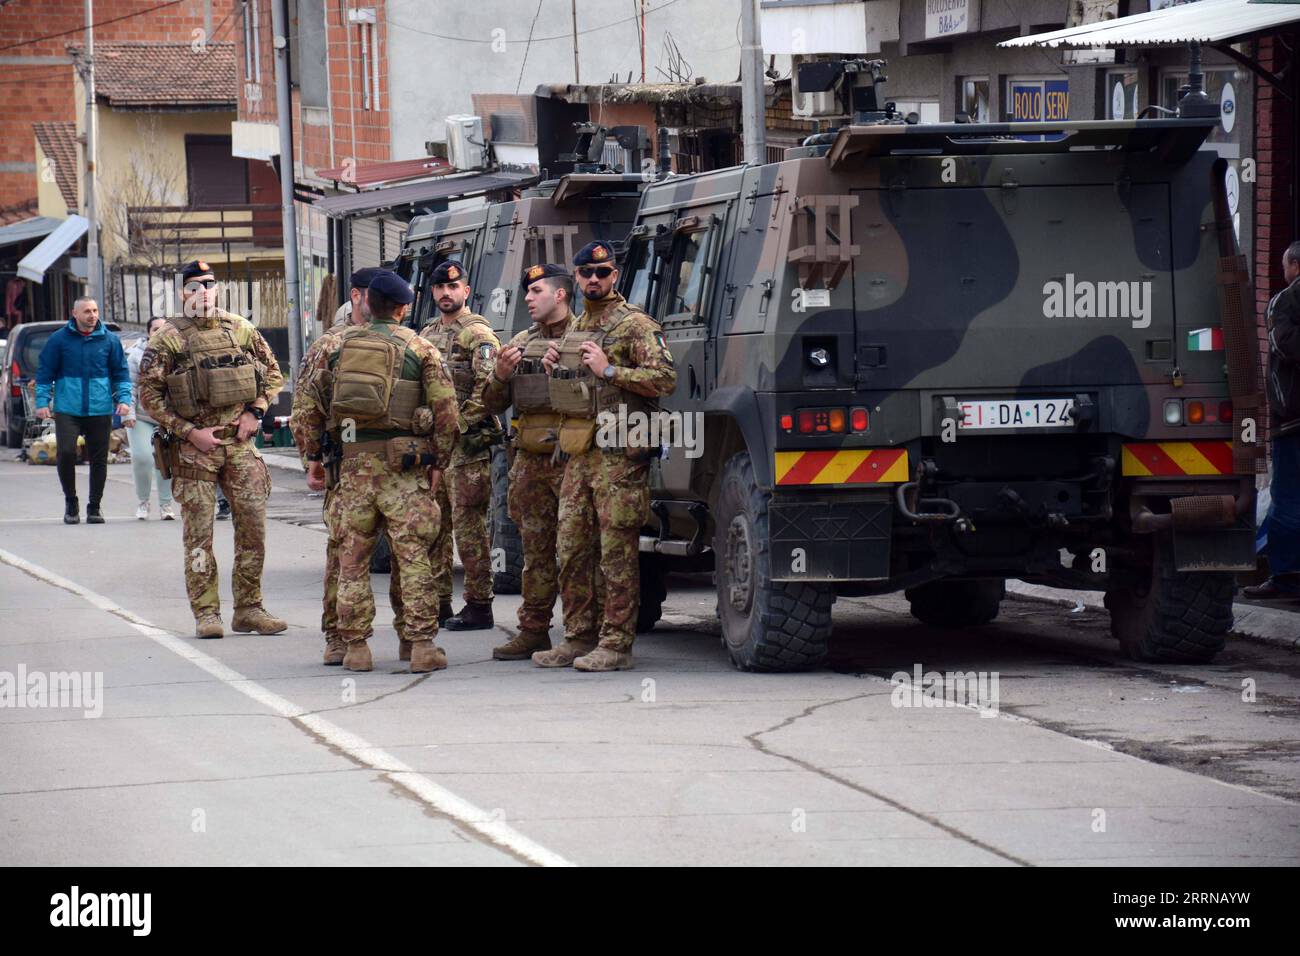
<box><xmin>385</xmin><ymin>435</ymin><xmax>436</xmax><ymax>471</ymax></box>
<box><xmin>165</xmin><ymin>370</ymin><xmax>200</xmax><ymax>419</ymax></box>
<box><xmin>515</xmin><ymin>412</ymin><xmax>561</xmax><ymax>454</ymax></box>
<box><xmin>198</xmin><ymin>357</ymin><xmax>258</xmax><ymax>408</ymax></box>
<box><xmin>512</xmin><ymin>365</ymin><xmax>553</xmax><ymax>413</ymax></box>
<box><xmin>558</xmin><ymin>417</ymin><xmax>597</xmax><ymax>456</ymax></box>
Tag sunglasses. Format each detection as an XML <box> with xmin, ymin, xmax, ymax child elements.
<box><xmin>187</xmin><ymin>279</ymin><xmax>218</xmax><ymax>290</ymax></box>
<box><xmin>577</xmin><ymin>266</ymin><xmax>614</xmax><ymax>279</ymax></box>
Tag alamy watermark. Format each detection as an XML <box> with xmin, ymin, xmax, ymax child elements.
<box><xmin>0</xmin><ymin>666</ymin><xmax>103</xmax><ymax>718</ymax></box>
<box><xmin>890</xmin><ymin>664</ymin><xmax>1000</xmax><ymax>717</ymax></box>
<box><xmin>595</xmin><ymin>405</ymin><xmax>704</xmax><ymax>460</ymax></box>
<box><xmin>1043</xmin><ymin>274</ymin><xmax>1152</xmax><ymax>329</ymax></box>
<box><xmin>50</xmin><ymin>886</ymin><xmax>150</xmax><ymax>936</ymax></box>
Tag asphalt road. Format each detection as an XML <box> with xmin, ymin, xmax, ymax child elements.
<box><xmin>2</xmin><ymin>453</ymin><xmax>1298</xmax><ymax>866</ymax></box>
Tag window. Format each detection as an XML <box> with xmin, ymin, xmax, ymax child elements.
<box><xmin>1106</xmin><ymin>71</ymin><xmax>1139</xmax><ymax>119</ymax></box>
<box><xmin>185</xmin><ymin>136</ymin><xmax>248</xmax><ymax>206</ymax></box>
<box><xmin>892</xmin><ymin>100</ymin><xmax>941</xmax><ymax>124</ymax></box>
<box><xmin>666</xmin><ymin>228</ymin><xmax>713</xmax><ymax>320</ymax></box>
<box><xmin>958</xmin><ymin>76</ymin><xmax>989</xmax><ymax>123</ymax></box>
<box><xmin>623</xmin><ymin>239</ymin><xmax>659</xmax><ymax>315</ymax></box>
<box><xmin>243</xmin><ymin>0</ymin><xmax>261</xmax><ymax>83</ymax></box>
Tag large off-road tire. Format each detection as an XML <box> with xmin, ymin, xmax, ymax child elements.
<box><xmin>637</xmin><ymin>552</ymin><xmax>668</xmax><ymax>633</ymax></box>
<box><xmin>905</xmin><ymin>579</ymin><xmax>1004</xmax><ymax>628</ymax></box>
<box><xmin>714</xmin><ymin>452</ymin><xmax>835</xmax><ymax>671</ymax></box>
<box><xmin>1105</xmin><ymin>540</ymin><xmax>1232</xmax><ymax>663</ymax></box>
<box><xmin>490</xmin><ymin>445</ymin><xmax>523</xmax><ymax>594</ymax></box>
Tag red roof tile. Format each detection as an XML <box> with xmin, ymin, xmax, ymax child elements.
<box><xmin>0</xmin><ymin>198</ymin><xmax>40</xmax><ymax>226</ymax></box>
<box><xmin>68</xmin><ymin>41</ymin><xmax>236</xmax><ymax>108</ymax></box>
<box><xmin>33</xmin><ymin>121</ymin><xmax>78</xmax><ymax>212</ymax></box>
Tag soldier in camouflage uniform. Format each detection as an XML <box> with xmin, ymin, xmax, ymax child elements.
<box><xmin>294</xmin><ymin>270</ymin><xmax>459</xmax><ymax>672</ymax></box>
<box><xmin>534</xmin><ymin>241</ymin><xmax>676</xmax><ymax>671</ymax></box>
<box><xmin>413</xmin><ymin>259</ymin><xmax>503</xmax><ymax>631</ymax></box>
<box><xmin>291</xmin><ymin>267</ymin><xmax>402</xmax><ymax>664</ymax></box>
<box><xmin>481</xmin><ymin>263</ymin><xmax>578</xmax><ymax>660</ymax></box>
<box><xmin>138</xmin><ymin>260</ymin><xmax>286</xmax><ymax>639</ymax></box>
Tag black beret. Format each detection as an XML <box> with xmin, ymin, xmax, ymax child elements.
<box><xmin>520</xmin><ymin>262</ymin><xmax>570</xmax><ymax>290</ymax></box>
<box><xmin>349</xmin><ymin>267</ymin><xmax>382</xmax><ymax>290</ymax></box>
<box><xmin>367</xmin><ymin>269</ymin><xmax>414</xmax><ymax>305</ymax></box>
<box><xmin>429</xmin><ymin>259</ymin><xmax>467</xmax><ymax>285</ymax></box>
<box><xmin>573</xmin><ymin>241</ymin><xmax>615</xmax><ymax>267</ymax></box>
<box><xmin>181</xmin><ymin>259</ymin><xmax>215</xmax><ymax>283</ymax></box>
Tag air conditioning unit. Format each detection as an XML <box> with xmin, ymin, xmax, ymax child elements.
<box><xmin>445</xmin><ymin>115</ymin><xmax>485</xmax><ymax>170</ymax></box>
<box><xmin>792</xmin><ymin>88</ymin><xmax>838</xmax><ymax>118</ymax></box>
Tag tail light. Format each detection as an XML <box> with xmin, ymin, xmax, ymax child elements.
<box><xmin>796</xmin><ymin>408</ymin><xmax>845</xmax><ymax>434</ymax></box>
<box><xmin>851</xmin><ymin>407</ymin><xmax>869</xmax><ymax>432</ymax></box>
<box><xmin>1185</xmin><ymin>400</ymin><xmax>1205</xmax><ymax>424</ymax></box>
<box><xmin>10</xmin><ymin>361</ymin><xmax>19</xmax><ymax>398</ymax></box>
<box><xmin>1219</xmin><ymin>400</ymin><xmax>1233</xmax><ymax>424</ymax></box>
<box><xmin>779</xmin><ymin>413</ymin><xmax>794</xmax><ymax>432</ymax></box>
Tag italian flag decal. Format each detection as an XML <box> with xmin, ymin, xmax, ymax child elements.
<box><xmin>1186</xmin><ymin>327</ymin><xmax>1224</xmax><ymax>352</ymax></box>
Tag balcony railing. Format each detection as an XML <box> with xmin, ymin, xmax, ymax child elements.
<box><xmin>126</xmin><ymin>203</ymin><xmax>283</xmax><ymax>256</ymax></box>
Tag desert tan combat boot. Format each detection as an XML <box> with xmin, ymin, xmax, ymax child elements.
<box><xmin>408</xmin><ymin>640</ymin><xmax>448</xmax><ymax>673</ymax></box>
<box><xmin>531</xmin><ymin>638</ymin><xmax>596</xmax><ymax>668</ymax></box>
<box><xmin>493</xmin><ymin>630</ymin><xmax>551</xmax><ymax>661</ymax></box>
<box><xmin>232</xmin><ymin>606</ymin><xmax>288</xmax><ymax>635</ymax></box>
<box><xmin>323</xmin><ymin>635</ymin><xmax>346</xmax><ymax>665</ymax></box>
<box><xmin>574</xmin><ymin>646</ymin><xmax>635</xmax><ymax>672</ymax></box>
<box><xmin>195</xmin><ymin>612</ymin><xmax>224</xmax><ymax>639</ymax></box>
<box><xmin>342</xmin><ymin>639</ymin><xmax>373</xmax><ymax>672</ymax></box>
<box><xmin>399</xmin><ymin>638</ymin><xmax>412</xmax><ymax>661</ymax></box>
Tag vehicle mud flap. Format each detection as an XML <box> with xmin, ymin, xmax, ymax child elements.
<box><xmin>1172</xmin><ymin>520</ymin><xmax>1256</xmax><ymax>572</ymax></box>
<box><xmin>768</xmin><ymin>494</ymin><xmax>892</xmax><ymax>582</ymax></box>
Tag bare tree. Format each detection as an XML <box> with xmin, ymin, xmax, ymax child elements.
<box><xmin>104</xmin><ymin>116</ymin><xmax>187</xmax><ymax>271</ymax></box>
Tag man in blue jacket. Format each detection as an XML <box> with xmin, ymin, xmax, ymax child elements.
<box><xmin>35</xmin><ymin>297</ymin><xmax>132</xmax><ymax>524</ymax></box>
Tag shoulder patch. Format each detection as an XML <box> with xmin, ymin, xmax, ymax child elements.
<box><xmin>478</xmin><ymin>343</ymin><xmax>497</xmax><ymax>361</ymax></box>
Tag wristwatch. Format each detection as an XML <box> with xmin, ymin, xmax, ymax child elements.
<box><xmin>243</xmin><ymin>404</ymin><xmax>266</xmax><ymax>422</ymax></box>
<box><xmin>603</xmin><ymin>364</ymin><xmax>616</xmax><ymax>381</ymax></box>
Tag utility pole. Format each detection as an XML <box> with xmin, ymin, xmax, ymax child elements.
<box><xmin>571</xmin><ymin>0</ymin><xmax>580</xmax><ymax>83</ymax></box>
<box><xmin>739</xmin><ymin>0</ymin><xmax>766</xmax><ymax>165</ymax></box>
<box><xmin>271</xmin><ymin>0</ymin><xmax>303</xmax><ymax>376</ymax></box>
<box><xmin>82</xmin><ymin>0</ymin><xmax>101</xmax><ymax>303</ymax></box>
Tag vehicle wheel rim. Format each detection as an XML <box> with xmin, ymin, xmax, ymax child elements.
<box><xmin>725</xmin><ymin>515</ymin><xmax>754</xmax><ymax>614</ymax></box>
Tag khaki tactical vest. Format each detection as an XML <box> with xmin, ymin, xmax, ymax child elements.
<box><xmin>328</xmin><ymin>324</ymin><xmax>422</xmax><ymax>433</ymax></box>
<box><xmin>164</xmin><ymin>314</ymin><xmax>260</xmax><ymax>420</ymax></box>
<box><xmin>424</xmin><ymin>313</ymin><xmax>491</xmax><ymax>404</ymax></box>
<box><xmin>511</xmin><ymin>327</ymin><xmax>563</xmax><ymax>455</ymax></box>
<box><xmin>549</xmin><ymin>308</ymin><xmax>658</xmax><ymax>455</ymax></box>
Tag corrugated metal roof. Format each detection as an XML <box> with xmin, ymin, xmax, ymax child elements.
<box><xmin>315</xmin><ymin>157</ymin><xmax>452</xmax><ymax>187</ymax></box>
<box><xmin>17</xmin><ymin>215</ymin><xmax>89</xmax><ymax>283</ymax></box>
<box><xmin>314</xmin><ymin>171</ymin><xmax>537</xmax><ymax>217</ymax></box>
<box><xmin>1000</xmin><ymin>0</ymin><xmax>1300</xmax><ymax>47</ymax></box>
<box><xmin>0</xmin><ymin>217</ymin><xmax>63</xmax><ymax>249</ymax></box>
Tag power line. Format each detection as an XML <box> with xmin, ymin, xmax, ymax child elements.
<box><xmin>514</xmin><ymin>0</ymin><xmax>547</xmax><ymax>95</ymax></box>
<box><xmin>0</xmin><ymin>0</ymin><xmax>188</xmax><ymax>53</ymax></box>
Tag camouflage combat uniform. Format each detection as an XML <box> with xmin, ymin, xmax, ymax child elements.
<box><xmin>290</xmin><ymin>320</ymin><xmax>407</xmax><ymax>660</ymax></box>
<box><xmin>138</xmin><ymin>309</ymin><xmax>284</xmax><ymax>627</ymax></box>
<box><xmin>416</xmin><ymin>307</ymin><xmax>502</xmax><ymax>605</ymax></box>
<box><xmin>481</xmin><ymin>311</ymin><xmax>576</xmax><ymax>656</ymax></box>
<box><xmin>548</xmin><ymin>291</ymin><xmax>675</xmax><ymax>667</ymax></box>
<box><xmin>294</xmin><ymin>315</ymin><xmax>458</xmax><ymax>669</ymax></box>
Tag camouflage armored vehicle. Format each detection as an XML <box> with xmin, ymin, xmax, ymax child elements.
<box><xmin>395</xmin><ymin>172</ymin><xmax>649</xmax><ymax>591</ymax></box>
<box><xmin>620</xmin><ymin>104</ymin><xmax>1261</xmax><ymax>669</ymax></box>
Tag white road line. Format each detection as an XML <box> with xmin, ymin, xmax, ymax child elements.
<box><xmin>0</xmin><ymin>546</ymin><xmax>575</xmax><ymax>867</ymax></box>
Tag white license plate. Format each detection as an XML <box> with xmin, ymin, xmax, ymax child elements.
<box><xmin>957</xmin><ymin>398</ymin><xmax>1075</xmax><ymax>430</ymax></box>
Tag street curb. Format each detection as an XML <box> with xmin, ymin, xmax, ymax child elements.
<box><xmin>1005</xmin><ymin>581</ymin><xmax>1300</xmax><ymax>652</ymax></box>
<box><xmin>260</xmin><ymin>449</ymin><xmax>304</xmax><ymax>473</ymax></box>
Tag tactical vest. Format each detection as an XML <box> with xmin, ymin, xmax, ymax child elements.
<box><xmin>549</xmin><ymin>307</ymin><xmax>659</xmax><ymax>456</ymax></box>
<box><xmin>424</xmin><ymin>313</ymin><xmax>491</xmax><ymax>404</ymax></box>
<box><xmin>328</xmin><ymin>324</ymin><xmax>422</xmax><ymax>433</ymax></box>
<box><xmin>163</xmin><ymin>314</ymin><xmax>260</xmax><ymax>421</ymax></box>
<box><xmin>511</xmin><ymin>326</ymin><xmax>564</xmax><ymax>455</ymax></box>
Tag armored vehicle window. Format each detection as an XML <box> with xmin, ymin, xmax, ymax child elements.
<box><xmin>666</xmin><ymin>229</ymin><xmax>712</xmax><ymax>320</ymax></box>
<box><xmin>623</xmin><ymin>239</ymin><xmax>661</xmax><ymax>314</ymax></box>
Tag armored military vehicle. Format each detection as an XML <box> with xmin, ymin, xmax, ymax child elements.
<box><xmin>395</xmin><ymin>171</ymin><xmax>650</xmax><ymax>591</ymax></box>
<box><xmin>619</xmin><ymin>66</ymin><xmax>1260</xmax><ymax>669</ymax></box>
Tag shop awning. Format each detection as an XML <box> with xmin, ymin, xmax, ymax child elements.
<box><xmin>313</xmin><ymin>171</ymin><xmax>537</xmax><ymax>217</ymax></box>
<box><xmin>16</xmin><ymin>215</ymin><xmax>89</xmax><ymax>283</ymax></box>
<box><xmin>1000</xmin><ymin>0</ymin><xmax>1300</xmax><ymax>49</ymax></box>
<box><xmin>0</xmin><ymin>216</ymin><xmax>62</xmax><ymax>250</ymax></box>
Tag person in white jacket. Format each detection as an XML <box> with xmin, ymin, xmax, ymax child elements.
<box><xmin>125</xmin><ymin>316</ymin><xmax>175</xmax><ymax>520</ymax></box>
